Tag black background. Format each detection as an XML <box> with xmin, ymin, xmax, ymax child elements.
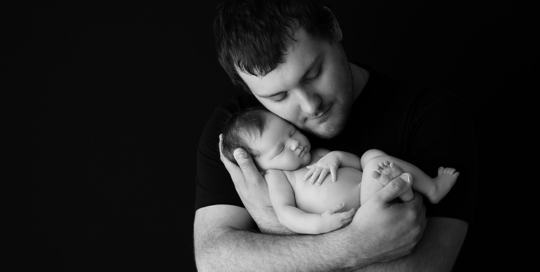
<box><xmin>7</xmin><ymin>0</ymin><xmax>537</xmax><ymax>271</ymax></box>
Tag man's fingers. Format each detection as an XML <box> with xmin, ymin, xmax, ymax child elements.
<box><xmin>341</xmin><ymin>216</ymin><xmax>353</xmax><ymax>227</ymax></box>
<box><xmin>399</xmin><ymin>187</ymin><xmax>415</xmax><ymax>202</ymax></box>
<box><xmin>376</xmin><ymin>173</ymin><xmax>414</xmax><ymax>204</ymax></box>
<box><xmin>233</xmin><ymin>148</ymin><xmax>261</xmax><ymax>180</ymax></box>
<box><xmin>219</xmin><ymin>134</ymin><xmax>242</xmax><ymax>179</ymax></box>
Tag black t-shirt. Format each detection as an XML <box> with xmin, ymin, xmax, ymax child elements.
<box><xmin>195</xmin><ymin>64</ymin><xmax>478</xmax><ymax>223</ymax></box>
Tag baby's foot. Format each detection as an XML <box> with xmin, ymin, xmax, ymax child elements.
<box><xmin>371</xmin><ymin>161</ymin><xmax>414</xmax><ymax>202</ymax></box>
<box><xmin>372</xmin><ymin>161</ymin><xmax>404</xmax><ymax>186</ymax></box>
<box><xmin>427</xmin><ymin>167</ymin><xmax>459</xmax><ymax>204</ymax></box>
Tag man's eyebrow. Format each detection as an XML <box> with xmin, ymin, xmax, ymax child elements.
<box><xmin>257</xmin><ymin>54</ymin><xmax>321</xmax><ymax>99</ymax></box>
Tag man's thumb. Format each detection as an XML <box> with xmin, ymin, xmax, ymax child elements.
<box><xmin>234</xmin><ymin>148</ymin><xmax>255</xmax><ymax>171</ymax></box>
<box><xmin>379</xmin><ymin>173</ymin><xmax>413</xmax><ymax>202</ymax></box>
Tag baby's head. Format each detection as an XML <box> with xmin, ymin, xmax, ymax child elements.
<box><xmin>222</xmin><ymin>108</ymin><xmax>311</xmax><ymax>171</ymax></box>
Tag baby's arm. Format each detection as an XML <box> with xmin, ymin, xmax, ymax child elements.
<box><xmin>265</xmin><ymin>169</ymin><xmax>355</xmax><ymax>234</ymax></box>
<box><xmin>333</xmin><ymin>151</ymin><xmax>361</xmax><ymax>169</ymax></box>
<box><xmin>304</xmin><ymin>149</ymin><xmax>361</xmax><ymax>185</ymax></box>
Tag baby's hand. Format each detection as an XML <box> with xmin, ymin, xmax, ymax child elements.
<box><xmin>319</xmin><ymin>203</ymin><xmax>355</xmax><ymax>233</ymax></box>
<box><xmin>303</xmin><ymin>151</ymin><xmax>341</xmax><ymax>185</ymax></box>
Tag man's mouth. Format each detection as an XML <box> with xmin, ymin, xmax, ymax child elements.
<box><xmin>312</xmin><ymin>105</ymin><xmax>331</xmax><ymax>120</ymax></box>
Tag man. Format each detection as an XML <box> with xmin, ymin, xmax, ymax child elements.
<box><xmin>194</xmin><ymin>0</ymin><xmax>477</xmax><ymax>271</ymax></box>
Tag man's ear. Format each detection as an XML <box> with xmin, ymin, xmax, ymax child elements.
<box><xmin>324</xmin><ymin>6</ymin><xmax>342</xmax><ymax>42</ymax></box>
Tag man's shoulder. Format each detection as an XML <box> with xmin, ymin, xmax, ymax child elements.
<box><xmin>408</xmin><ymin>86</ymin><xmax>462</xmax><ymax>112</ymax></box>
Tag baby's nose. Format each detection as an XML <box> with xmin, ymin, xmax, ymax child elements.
<box><xmin>290</xmin><ymin>141</ymin><xmax>299</xmax><ymax>151</ymax></box>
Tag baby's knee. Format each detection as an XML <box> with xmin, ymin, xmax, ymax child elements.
<box><xmin>361</xmin><ymin>149</ymin><xmax>387</xmax><ymax>168</ymax></box>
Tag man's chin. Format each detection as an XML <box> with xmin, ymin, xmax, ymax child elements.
<box><xmin>304</xmin><ymin>122</ymin><xmax>344</xmax><ymax>139</ymax></box>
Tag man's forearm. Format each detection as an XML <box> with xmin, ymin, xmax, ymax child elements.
<box><xmin>245</xmin><ymin>205</ymin><xmax>297</xmax><ymax>235</ymax></box>
<box><xmin>196</xmin><ymin>226</ymin><xmax>357</xmax><ymax>272</ymax></box>
<box><xmin>352</xmin><ymin>218</ymin><xmax>467</xmax><ymax>272</ymax></box>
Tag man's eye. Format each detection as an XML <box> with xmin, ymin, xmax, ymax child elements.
<box><xmin>305</xmin><ymin>67</ymin><xmax>321</xmax><ymax>81</ymax></box>
<box><xmin>306</xmin><ymin>73</ymin><xmax>318</xmax><ymax>81</ymax></box>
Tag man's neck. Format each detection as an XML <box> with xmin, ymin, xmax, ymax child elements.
<box><xmin>350</xmin><ymin>63</ymin><xmax>370</xmax><ymax>101</ymax></box>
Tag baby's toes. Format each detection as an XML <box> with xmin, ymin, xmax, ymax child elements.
<box><xmin>438</xmin><ymin>166</ymin><xmax>444</xmax><ymax>175</ymax></box>
<box><xmin>445</xmin><ymin>167</ymin><xmax>456</xmax><ymax>175</ymax></box>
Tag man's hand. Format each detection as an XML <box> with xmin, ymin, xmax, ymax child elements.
<box><xmin>218</xmin><ymin>134</ymin><xmax>285</xmax><ymax>233</ymax></box>
<box><xmin>344</xmin><ymin>174</ymin><xmax>427</xmax><ymax>265</ymax></box>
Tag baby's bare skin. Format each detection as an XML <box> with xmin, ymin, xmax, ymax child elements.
<box><xmin>282</xmin><ymin>154</ymin><xmax>408</xmax><ymax>215</ymax></box>
<box><xmin>287</xmin><ymin>166</ymin><xmax>362</xmax><ymax>215</ymax></box>
<box><xmin>360</xmin><ymin>160</ymin><xmax>411</xmax><ymax>204</ymax></box>
<box><xmin>373</xmin><ymin>161</ymin><xmax>406</xmax><ymax>183</ymax></box>
<box><xmin>370</xmin><ymin>160</ymin><xmax>458</xmax><ymax>203</ymax></box>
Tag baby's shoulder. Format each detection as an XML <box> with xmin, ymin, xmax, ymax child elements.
<box><xmin>264</xmin><ymin>169</ymin><xmax>296</xmax><ymax>185</ymax></box>
<box><xmin>264</xmin><ymin>169</ymin><xmax>283</xmax><ymax>176</ymax></box>
<box><xmin>263</xmin><ymin>169</ymin><xmax>287</xmax><ymax>180</ymax></box>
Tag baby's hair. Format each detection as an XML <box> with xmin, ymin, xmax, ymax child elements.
<box><xmin>221</xmin><ymin>107</ymin><xmax>273</xmax><ymax>170</ymax></box>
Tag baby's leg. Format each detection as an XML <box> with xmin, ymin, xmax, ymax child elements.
<box><xmin>360</xmin><ymin>151</ymin><xmax>413</xmax><ymax>205</ymax></box>
<box><xmin>372</xmin><ymin>156</ymin><xmax>459</xmax><ymax>204</ymax></box>
<box><xmin>360</xmin><ymin>149</ymin><xmax>387</xmax><ymax>168</ymax></box>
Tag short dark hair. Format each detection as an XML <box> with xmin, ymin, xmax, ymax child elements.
<box><xmin>221</xmin><ymin>107</ymin><xmax>273</xmax><ymax>169</ymax></box>
<box><xmin>214</xmin><ymin>0</ymin><xmax>335</xmax><ymax>92</ymax></box>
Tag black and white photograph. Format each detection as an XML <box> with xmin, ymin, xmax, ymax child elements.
<box><xmin>9</xmin><ymin>0</ymin><xmax>537</xmax><ymax>271</ymax></box>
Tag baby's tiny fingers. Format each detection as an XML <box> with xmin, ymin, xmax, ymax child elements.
<box><xmin>316</xmin><ymin>168</ymin><xmax>329</xmax><ymax>185</ymax></box>
<box><xmin>342</xmin><ymin>213</ymin><xmax>354</xmax><ymax>221</ymax></box>
<box><xmin>303</xmin><ymin>167</ymin><xmax>315</xmax><ymax>180</ymax></box>
<box><xmin>337</xmin><ymin>208</ymin><xmax>354</xmax><ymax>219</ymax></box>
<box><xmin>331</xmin><ymin>167</ymin><xmax>337</xmax><ymax>182</ymax></box>
<box><xmin>310</xmin><ymin>168</ymin><xmax>322</xmax><ymax>185</ymax></box>
<box><xmin>329</xmin><ymin>202</ymin><xmax>344</xmax><ymax>213</ymax></box>
<box><xmin>341</xmin><ymin>217</ymin><xmax>353</xmax><ymax>227</ymax></box>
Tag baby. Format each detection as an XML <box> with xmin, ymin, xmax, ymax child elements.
<box><xmin>221</xmin><ymin>108</ymin><xmax>459</xmax><ymax>234</ymax></box>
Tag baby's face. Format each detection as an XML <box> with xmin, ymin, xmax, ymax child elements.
<box><xmin>251</xmin><ymin>115</ymin><xmax>311</xmax><ymax>171</ymax></box>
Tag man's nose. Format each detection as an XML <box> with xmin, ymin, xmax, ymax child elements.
<box><xmin>296</xmin><ymin>88</ymin><xmax>321</xmax><ymax>115</ymax></box>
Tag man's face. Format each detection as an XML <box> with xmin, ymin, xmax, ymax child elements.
<box><xmin>251</xmin><ymin>114</ymin><xmax>311</xmax><ymax>171</ymax></box>
<box><xmin>237</xmin><ymin>27</ymin><xmax>355</xmax><ymax>139</ymax></box>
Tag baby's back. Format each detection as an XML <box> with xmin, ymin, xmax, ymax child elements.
<box><xmin>288</xmin><ymin>167</ymin><xmax>362</xmax><ymax>214</ymax></box>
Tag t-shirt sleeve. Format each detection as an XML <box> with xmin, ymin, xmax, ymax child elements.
<box><xmin>194</xmin><ymin>107</ymin><xmax>244</xmax><ymax>211</ymax></box>
<box><xmin>406</xmin><ymin>88</ymin><xmax>478</xmax><ymax>223</ymax></box>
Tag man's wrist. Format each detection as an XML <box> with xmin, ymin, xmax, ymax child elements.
<box><xmin>248</xmin><ymin>205</ymin><xmax>296</xmax><ymax>235</ymax></box>
<box><xmin>322</xmin><ymin>227</ymin><xmax>363</xmax><ymax>270</ymax></box>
